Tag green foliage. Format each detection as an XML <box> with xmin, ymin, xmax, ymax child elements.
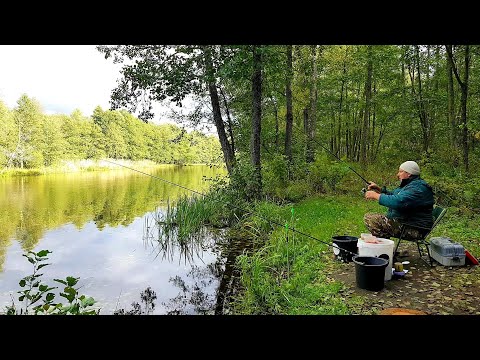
<box><xmin>5</xmin><ymin>250</ymin><xmax>98</xmax><ymax>315</ymax></box>
<box><xmin>261</xmin><ymin>154</ymin><xmax>289</xmax><ymax>197</ymax></box>
<box><xmin>231</xmin><ymin>195</ymin><xmax>383</xmax><ymax>314</ymax></box>
<box><xmin>281</xmin><ymin>181</ymin><xmax>311</xmax><ymax>202</ymax></box>
<box><xmin>1</xmin><ymin>95</ymin><xmax>222</xmax><ymax>171</ymax></box>
<box><xmin>156</xmin><ymin>195</ymin><xmax>216</xmax><ymax>244</ymax></box>
<box><xmin>306</xmin><ymin>154</ymin><xmax>351</xmax><ymax>193</ymax></box>
<box><xmin>229</xmin><ymin>157</ymin><xmax>263</xmax><ymax>202</ymax></box>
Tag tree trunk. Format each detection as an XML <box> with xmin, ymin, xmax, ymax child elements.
<box><xmin>251</xmin><ymin>46</ymin><xmax>263</xmax><ymax>198</ymax></box>
<box><xmin>414</xmin><ymin>45</ymin><xmax>431</xmax><ymax>153</ymax></box>
<box><xmin>446</xmin><ymin>45</ymin><xmax>470</xmax><ymax>172</ymax></box>
<box><xmin>202</xmin><ymin>46</ymin><xmax>235</xmax><ymax>176</ymax></box>
<box><xmin>461</xmin><ymin>45</ymin><xmax>470</xmax><ymax>172</ymax></box>
<box><xmin>274</xmin><ymin>99</ymin><xmax>279</xmax><ymax>151</ymax></box>
<box><xmin>284</xmin><ymin>45</ymin><xmax>294</xmax><ymax>167</ymax></box>
<box><xmin>337</xmin><ymin>53</ymin><xmax>346</xmax><ymax>156</ymax></box>
<box><xmin>360</xmin><ymin>45</ymin><xmax>373</xmax><ymax>165</ymax></box>
<box><xmin>220</xmin><ymin>87</ymin><xmax>235</xmax><ymax>156</ymax></box>
<box><xmin>306</xmin><ymin>45</ymin><xmax>318</xmax><ymax>163</ymax></box>
<box><xmin>446</xmin><ymin>45</ymin><xmax>456</xmax><ymax>149</ymax></box>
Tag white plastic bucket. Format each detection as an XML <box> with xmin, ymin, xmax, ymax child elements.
<box><xmin>357</xmin><ymin>238</ymin><xmax>395</xmax><ymax>281</ymax></box>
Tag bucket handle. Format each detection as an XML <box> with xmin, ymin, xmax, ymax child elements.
<box><xmin>378</xmin><ymin>254</ymin><xmax>389</xmax><ymax>262</ymax></box>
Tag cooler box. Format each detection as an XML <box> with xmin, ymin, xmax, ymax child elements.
<box><xmin>428</xmin><ymin>237</ymin><xmax>465</xmax><ymax>266</ymax></box>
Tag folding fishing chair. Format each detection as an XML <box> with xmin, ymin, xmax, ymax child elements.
<box><xmin>393</xmin><ymin>205</ymin><xmax>447</xmax><ymax>266</ymax></box>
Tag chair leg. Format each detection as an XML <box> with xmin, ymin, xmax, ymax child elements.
<box><xmin>393</xmin><ymin>238</ymin><xmax>402</xmax><ymax>261</ymax></box>
<box><xmin>417</xmin><ymin>241</ymin><xmax>433</xmax><ymax>267</ymax></box>
<box><xmin>394</xmin><ymin>227</ymin><xmax>407</xmax><ymax>262</ymax></box>
<box><xmin>425</xmin><ymin>242</ymin><xmax>433</xmax><ymax>267</ymax></box>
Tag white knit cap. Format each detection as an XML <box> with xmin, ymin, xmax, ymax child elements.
<box><xmin>399</xmin><ymin>161</ymin><xmax>420</xmax><ymax>175</ymax></box>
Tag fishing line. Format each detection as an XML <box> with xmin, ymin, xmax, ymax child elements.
<box><xmin>103</xmin><ymin>159</ymin><xmax>357</xmax><ymax>256</ymax></box>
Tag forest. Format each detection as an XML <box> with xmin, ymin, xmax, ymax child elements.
<box><xmin>93</xmin><ymin>45</ymin><xmax>479</xmax><ymax>208</ymax></box>
<box><xmin>0</xmin><ymin>95</ymin><xmax>223</xmax><ymax>170</ymax></box>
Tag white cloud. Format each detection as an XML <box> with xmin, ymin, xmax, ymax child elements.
<box><xmin>0</xmin><ymin>45</ymin><xmax>122</xmax><ymax>117</ymax></box>
<box><xmin>0</xmin><ymin>45</ymin><xmax>216</xmax><ymax>134</ymax></box>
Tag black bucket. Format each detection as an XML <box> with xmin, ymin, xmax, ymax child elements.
<box><xmin>352</xmin><ymin>255</ymin><xmax>389</xmax><ymax>291</ymax></box>
<box><xmin>332</xmin><ymin>235</ymin><xmax>358</xmax><ymax>262</ymax></box>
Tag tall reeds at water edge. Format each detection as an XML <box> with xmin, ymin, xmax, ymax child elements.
<box><xmin>143</xmin><ymin>196</ymin><xmax>217</xmax><ymax>263</ymax></box>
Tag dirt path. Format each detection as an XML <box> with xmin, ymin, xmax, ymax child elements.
<box><xmin>328</xmin><ymin>241</ymin><xmax>480</xmax><ymax>315</ymax></box>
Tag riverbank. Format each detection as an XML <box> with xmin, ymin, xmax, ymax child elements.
<box><xmin>0</xmin><ymin>159</ymin><xmax>224</xmax><ymax>177</ymax></box>
<box><xmin>227</xmin><ymin>194</ymin><xmax>480</xmax><ymax>315</ymax></box>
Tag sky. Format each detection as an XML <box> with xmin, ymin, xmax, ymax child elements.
<box><xmin>0</xmin><ymin>45</ymin><xmax>195</xmax><ymax>128</ymax></box>
<box><xmin>0</xmin><ymin>45</ymin><xmax>124</xmax><ymax>116</ymax></box>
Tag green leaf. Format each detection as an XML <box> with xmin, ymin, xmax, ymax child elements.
<box><xmin>31</xmin><ymin>293</ymin><xmax>42</xmax><ymax>305</ymax></box>
<box><xmin>82</xmin><ymin>310</ymin><xmax>98</xmax><ymax>315</ymax></box>
<box><xmin>60</xmin><ymin>287</ymin><xmax>76</xmax><ymax>302</ymax></box>
<box><xmin>19</xmin><ymin>295</ymin><xmax>25</xmax><ymax>301</ymax></box>
<box><xmin>37</xmin><ymin>263</ymin><xmax>51</xmax><ymax>270</ymax></box>
<box><xmin>27</xmin><ymin>257</ymin><xmax>35</xmax><ymax>264</ymax></box>
<box><xmin>36</xmin><ymin>250</ymin><xmax>51</xmax><ymax>257</ymax></box>
<box><xmin>39</xmin><ymin>284</ymin><xmax>49</xmax><ymax>292</ymax></box>
<box><xmin>32</xmin><ymin>281</ymin><xmax>40</xmax><ymax>288</ymax></box>
<box><xmin>19</xmin><ymin>279</ymin><xmax>26</xmax><ymax>287</ymax></box>
<box><xmin>46</xmin><ymin>293</ymin><xmax>55</xmax><ymax>302</ymax></box>
<box><xmin>66</xmin><ymin>276</ymin><xmax>79</xmax><ymax>287</ymax></box>
<box><xmin>54</xmin><ymin>279</ymin><xmax>68</xmax><ymax>285</ymax></box>
<box><xmin>81</xmin><ymin>297</ymin><xmax>96</xmax><ymax>307</ymax></box>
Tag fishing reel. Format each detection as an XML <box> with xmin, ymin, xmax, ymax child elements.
<box><xmin>361</xmin><ymin>188</ymin><xmax>367</xmax><ymax>195</ymax></box>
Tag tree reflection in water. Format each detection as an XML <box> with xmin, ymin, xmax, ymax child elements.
<box><xmin>114</xmin><ymin>287</ymin><xmax>158</xmax><ymax>315</ymax></box>
<box><xmin>141</xmin><ymin>209</ymin><xmax>252</xmax><ymax>315</ymax></box>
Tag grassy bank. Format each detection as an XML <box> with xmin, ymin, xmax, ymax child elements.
<box><xmin>0</xmin><ymin>159</ymin><xmax>213</xmax><ymax>177</ymax></box>
<box><xmin>228</xmin><ymin>194</ymin><xmax>480</xmax><ymax>314</ymax></box>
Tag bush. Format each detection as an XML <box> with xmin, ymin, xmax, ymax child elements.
<box><xmin>5</xmin><ymin>250</ymin><xmax>98</xmax><ymax>315</ymax></box>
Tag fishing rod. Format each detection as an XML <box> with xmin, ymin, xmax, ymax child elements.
<box><xmin>288</xmin><ymin>122</ymin><xmax>373</xmax><ymax>195</ymax></box>
<box><xmin>312</xmin><ymin>139</ymin><xmax>371</xmax><ymax>186</ymax></box>
<box><xmin>102</xmin><ymin>159</ymin><xmax>358</xmax><ymax>256</ymax></box>
<box><xmin>292</xmin><ymin>112</ymin><xmax>406</xmax><ymax>191</ymax></box>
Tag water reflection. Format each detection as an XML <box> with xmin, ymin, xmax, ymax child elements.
<box><xmin>0</xmin><ymin>165</ymin><xmax>235</xmax><ymax>315</ymax></box>
<box><xmin>0</xmin><ymin>165</ymin><xmax>226</xmax><ymax>270</ymax></box>
<box><xmin>143</xmin><ymin>207</ymin><xmax>210</xmax><ymax>266</ymax></box>
<box><xmin>142</xmin><ymin>214</ymin><xmax>253</xmax><ymax>315</ymax></box>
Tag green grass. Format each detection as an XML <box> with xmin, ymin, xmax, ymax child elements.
<box><xmin>230</xmin><ymin>194</ymin><xmax>480</xmax><ymax>315</ymax></box>
<box><xmin>231</xmin><ymin>194</ymin><xmax>383</xmax><ymax>314</ymax></box>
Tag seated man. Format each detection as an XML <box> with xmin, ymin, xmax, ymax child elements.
<box><xmin>363</xmin><ymin>160</ymin><xmax>434</xmax><ymax>240</ymax></box>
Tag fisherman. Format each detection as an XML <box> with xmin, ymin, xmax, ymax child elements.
<box><xmin>363</xmin><ymin>161</ymin><xmax>434</xmax><ymax>241</ymax></box>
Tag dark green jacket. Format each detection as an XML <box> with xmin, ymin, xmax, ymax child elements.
<box><xmin>378</xmin><ymin>175</ymin><xmax>434</xmax><ymax>229</ymax></box>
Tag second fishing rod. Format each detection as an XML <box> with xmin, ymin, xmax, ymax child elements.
<box><xmin>291</xmin><ymin>121</ymin><xmax>372</xmax><ymax>194</ymax></box>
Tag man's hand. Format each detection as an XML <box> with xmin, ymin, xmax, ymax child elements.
<box><xmin>367</xmin><ymin>182</ymin><xmax>381</xmax><ymax>193</ymax></box>
<box><xmin>365</xmin><ymin>190</ymin><xmax>380</xmax><ymax>201</ymax></box>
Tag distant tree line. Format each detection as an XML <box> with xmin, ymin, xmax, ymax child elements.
<box><xmin>0</xmin><ymin>94</ymin><xmax>223</xmax><ymax>169</ymax></box>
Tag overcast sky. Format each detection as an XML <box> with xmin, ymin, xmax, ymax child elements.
<box><xmin>0</xmin><ymin>45</ymin><xmax>125</xmax><ymax>116</ymax></box>
<box><xmin>0</xmin><ymin>45</ymin><xmax>214</xmax><ymax>134</ymax></box>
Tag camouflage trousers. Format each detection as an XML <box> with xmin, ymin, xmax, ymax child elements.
<box><xmin>363</xmin><ymin>213</ymin><xmax>424</xmax><ymax>240</ymax></box>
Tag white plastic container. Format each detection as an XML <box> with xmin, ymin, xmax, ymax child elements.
<box><xmin>357</xmin><ymin>238</ymin><xmax>395</xmax><ymax>281</ymax></box>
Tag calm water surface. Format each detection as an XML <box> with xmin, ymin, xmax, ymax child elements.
<box><xmin>0</xmin><ymin>165</ymin><xmax>230</xmax><ymax>314</ymax></box>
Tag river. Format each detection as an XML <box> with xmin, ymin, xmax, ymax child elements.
<box><xmin>0</xmin><ymin>164</ymin><xmax>234</xmax><ymax>315</ymax></box>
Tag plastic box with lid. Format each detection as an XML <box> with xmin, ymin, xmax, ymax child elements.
<box><xmin>428</xmin><ymin>237</ymin><xmax>465</xmax><ymax>266</ymax></box>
